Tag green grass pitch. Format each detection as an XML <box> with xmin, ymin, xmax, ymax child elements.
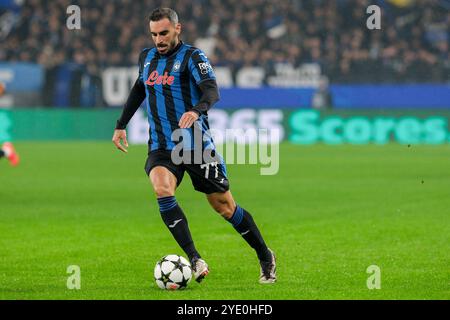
<box><xmin>0</xmin><ymin>142</ymin><xmax>449</xmax><ymax>299</ymax></box>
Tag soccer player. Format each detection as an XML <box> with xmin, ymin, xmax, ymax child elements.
<box><xmin>112</xmin><ymin>7</ymin><xmax>276</xmax><ymax>284</ymax></box>
<box><xmin>0</xmin><ymin>83</ymin><xmax>19</xmax><ymax>166</ymax></box>
<box><xmin>0</xmin><ymin>142</ymin><xmax>19</xmax><ymax>166</ymax></box>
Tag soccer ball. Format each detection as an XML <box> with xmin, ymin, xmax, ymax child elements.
<box><xmin>154</xmin><ymin>254</ymin><xmax>192</xmax><ymax>290</ymax></box>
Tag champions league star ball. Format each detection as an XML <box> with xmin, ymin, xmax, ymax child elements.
<box><xmin>154</xmin><ymin>255</ymin><xmax>192</xmax><ymax>290</ymax></box>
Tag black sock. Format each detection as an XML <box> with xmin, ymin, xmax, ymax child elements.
<box><xmin>0</xmin><ymin>150</ymin><xmax>4</xmax><ymax>158</ymax></box>
<box><xmin>227</xmin><ymin>205</ymin><xmax>271</xmax><ymax>262</ymax></box>
<box><xmin>158</xmin><ymin>196</ymin><xmax>200</xmax><ymax>261</ymax></box>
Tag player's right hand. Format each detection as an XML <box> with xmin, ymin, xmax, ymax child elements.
<box><xmin>112</xmin><ymin>129</ymin><xmax>128</xmax><ymax>153</ymax></box>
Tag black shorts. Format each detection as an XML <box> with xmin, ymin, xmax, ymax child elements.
<box><xmin>144</xmin><ymin>149</ymin><xmax>230</xmax><ymax>194</ymax></box>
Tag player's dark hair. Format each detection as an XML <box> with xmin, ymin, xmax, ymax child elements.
<box><xmin>149</xmin><ymin>7</ymin><xmax>179</xmax><ymax>24</ymax></box>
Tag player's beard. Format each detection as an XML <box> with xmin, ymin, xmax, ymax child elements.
<box><xmin>158</xmin><ymin>38</ymin><xmax>178</xmax><ymax>54</ymax></box>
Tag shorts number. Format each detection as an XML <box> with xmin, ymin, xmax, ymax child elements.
<box><xmin>200</xmin><ymin>161</ymin><xmax>218</xmax><ymax>179</ymax></box>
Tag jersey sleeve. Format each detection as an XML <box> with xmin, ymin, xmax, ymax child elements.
<box><xmin>115</xmin><ymin>49</ymin><xmax>149</xmax><ymax>130</ymax></box>
<box><xmin>138</xmin><ymin>48</ymin><xmax>150</xmax><ymax>85</ymax></box>
<box><xmin>188</xmin><ymin>49</ymin><xmax>216</xmax><ymax>85</ymax></box>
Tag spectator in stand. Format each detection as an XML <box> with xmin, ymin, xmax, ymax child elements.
<box><xmin>1</xmin><ymin>0</ymin><xmax>448</xmax><ymax>90</ymax></box>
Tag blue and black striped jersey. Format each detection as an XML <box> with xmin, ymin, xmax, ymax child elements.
<box><xmin>137</xmin><ymin>41</ymin><xmax>216</xmax><ymax>152</ymax></box>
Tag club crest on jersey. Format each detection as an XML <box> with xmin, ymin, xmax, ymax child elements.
<box><xmin>145</xmin><ymin>70</ymin><xmax>174</xmax><ymax>86</ymax></box>
<box><xmin>197</xmin><ymin>62</ymin><xmax>213</xmax><ymax>75</ymax></box>
<box><xmin>172</xmin><ymin>60</ymin><xmax>181</xmax><ymax>72</ymax></box>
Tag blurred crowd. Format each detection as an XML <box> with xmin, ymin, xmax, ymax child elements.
<box><xmin>1</xmin><ymin>0</ymin><xmax>449</xmax><ymax>84</ymax></box>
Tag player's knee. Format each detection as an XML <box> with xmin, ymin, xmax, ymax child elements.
<box><xmin>211</xmin><ymin>199</ymin><xmax>235</xmax><ymax>219</ymax></box>
<box><xmin>153</xmin><ymin>184</ymin><xmax>174</xmax><ymax>198</ymax></box>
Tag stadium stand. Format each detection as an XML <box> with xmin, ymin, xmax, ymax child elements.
<box><xmin>0</xmin><ymin>0</ymin><xmax>448</xmax><ymax>107</ymax></box>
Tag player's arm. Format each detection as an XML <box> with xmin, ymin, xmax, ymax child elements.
<box><xmin>112</xmin><ymin>50</ymin><xmax>148</xmax><ymax>153</ymax></box>
<box><xmin>191</xmin><ymin>79</ymin><xmax>220</xmax><ymax>115</ymax></box>
<box><xmin>112</xmin><ymin>79</ymin><xmax>145</xmax><ymax>153</ymax></box>
<box><xmin>178</xmin><ymin>79</ymin><xmax>220</xmax><ymax>128</ymax></box>
<box><xmin>178</xmin><ymin>50</ymin><xmax>220</xmax><ymax>129</ymax></box>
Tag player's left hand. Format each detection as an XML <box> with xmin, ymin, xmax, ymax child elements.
<box><xmin>178</xmin><ymin>111</ymin><xmax>199</xmax><ymax>128</ymax></box>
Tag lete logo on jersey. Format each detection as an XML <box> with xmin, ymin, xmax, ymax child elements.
<box><xmin>145</xmin><ymin>70</ymin><xmax>175</xmax><ymax>86</ymax></box>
